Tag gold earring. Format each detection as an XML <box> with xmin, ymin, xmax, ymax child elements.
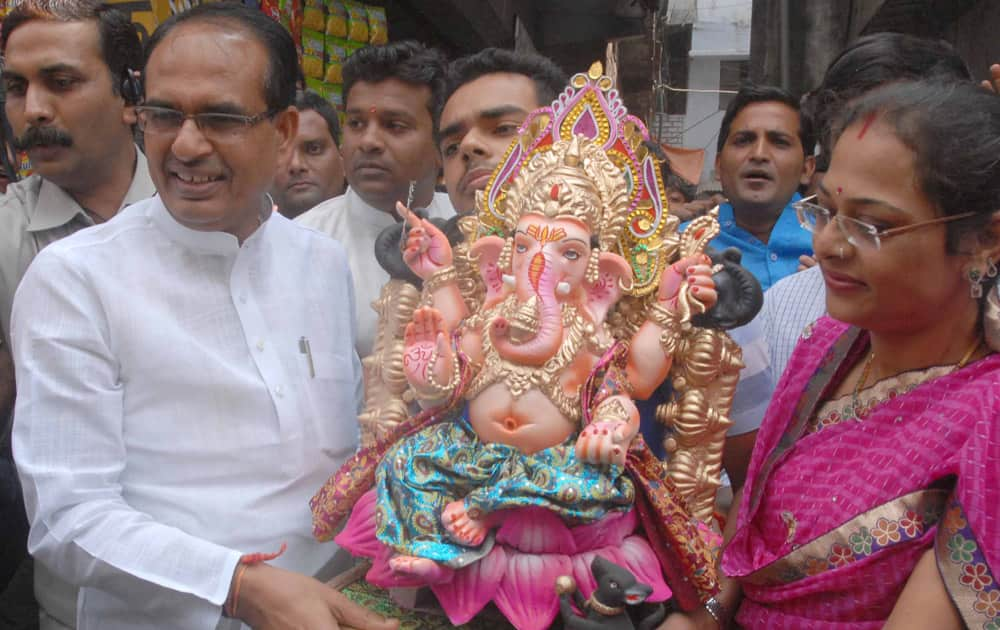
<box><xmin>498</xmin><ymin>237</ymin><xmax>513</xmax><ymax>274</ymax></box>
<box><xmin>585</xmin><ymin>249</ymin><xmax>600</xmax><ymax>285</ymax></box>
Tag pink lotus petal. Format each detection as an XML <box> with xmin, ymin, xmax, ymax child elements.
<box><xmin>333</xmin><ymin>490</ymin><xmax>382</xmax><ymax>559</ymax></box>
<box><xmin>431</xmin><ymin>546</ymin><xmax>508</xmax><ymax>625</ymax></box>
<box><xmin>570</xmin><ymin>550</ymin><xmax>600</xmax><ymax>597</ymax></box>
<box><xmin>570</xmin><ymin>507</ymin><xmax>636</xmax><ymax>551</ymax></box>
<box><xmin>496</xmin><ymin>507</ymin><xmax>577</xmax><ymax>554</ymax></box>
<box><xmin>495</xmin><ymin>551</ymin><xmax>572</xmax><ymax>630</ymax></box>
<box><xmin>618</xmin><ymin>536</ymin><xmax>672</xmax><ymax>602</ymax></box>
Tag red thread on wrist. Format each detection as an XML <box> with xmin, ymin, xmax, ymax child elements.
<box><xmin>223</xmin><ymin>542</ymin><xmax>287</xmax><ymax>618</ymax></box>
<box><xmin>224</xmin><ymin>564</ymin><xmax>249</xmax><ymax>618</ymax></box>
<box><xmin>240</xmin><ymin>542</ymin><xmax>287</xmax><ymax>565</ymax></box>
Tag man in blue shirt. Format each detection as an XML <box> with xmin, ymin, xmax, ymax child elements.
<box><xmin>707</xmin><ymin>84</ymin><xmax>815</xmax><ymax>290</ymax></box>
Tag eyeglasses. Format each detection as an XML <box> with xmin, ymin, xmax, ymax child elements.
<box><xmin>794</xmin><ymin>195</ymin><xmax>976</xmax><ymax>251</ymax></box>
<box><xmin>134</xmin><ymin>106</ymin><xmax>277</xmax><ymax>141</ymax></box>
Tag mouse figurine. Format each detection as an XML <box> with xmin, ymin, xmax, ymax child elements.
<box><xmin>556</xmin><ymin>556</ymin><xmax>667</xmax><ymax>630</ymax></box>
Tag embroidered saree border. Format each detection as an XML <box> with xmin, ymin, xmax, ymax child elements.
<box><xmin>742</xmin><ymin>486</ymin><xmax>950</xmax><ymax>586</ymax></box>
<box><xmin>936</xmin><ymin>498</ymin><xmax>1000</xmax><ymax>630</ymax></box>
<box><xmin>811</xmin><ymin>364</ymin><xmax>954</xmax><ymax>433</ymax></box>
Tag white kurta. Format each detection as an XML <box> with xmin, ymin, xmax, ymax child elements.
<box><xmin>296</xmin><ymin>188</ymin><xmax>455</xmax><ymax>358</ymax></box>
<box><xmin>11</xmin><ymin>196</ymin><xmax>362</xmax><ymax>629</ymax></box>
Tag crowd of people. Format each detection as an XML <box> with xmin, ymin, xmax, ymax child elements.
<box><xmin>0</xmin><ymin>0</ymin><xmax>997</xmax><ymax>628</ymax></box>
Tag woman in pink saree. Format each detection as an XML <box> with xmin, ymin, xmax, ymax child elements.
<box><xmin>665</xmin><ymin>81</ymin><xmax>1000</xmax><ymax>629</ymax></box>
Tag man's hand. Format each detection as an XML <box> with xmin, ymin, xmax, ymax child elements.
<box><xmin>982</xmin><ymin>63</ymin><xmax>1000</xmax><ymax>94</ymax></box>
<box><xmin>236</xmin><ymin>563</ymin><xmax>398</xmax><ymax>630</ymax></box>
<box><xmin>797</xmin><ymin>254</ymin><xmax>817</xmax><ymax>272</ymax></box>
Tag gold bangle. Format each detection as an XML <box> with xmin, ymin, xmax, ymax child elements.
<box><xmin>423</xmin><ymin>266</ymin><xmax>458</xmax><ymax>295</ymax></box>
<box><xmin>420</xmin><ymin>345</ymin><xmax>460</xmax><ymax>399</ymax></box>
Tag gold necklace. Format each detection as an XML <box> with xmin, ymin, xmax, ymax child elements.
<box><xmin>849</xmin><ymin>351</ymin><xmax>876</xmax><ymax>419</ymax></box>
<box><xmin>850</xmin><ymin>334</ymin><xmax>984</xmax><ymax>420</ymax></box>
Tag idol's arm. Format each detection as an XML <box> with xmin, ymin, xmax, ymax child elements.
<box><xmin>628</xmin><ymin>256</ymin><xmax>716</xmax><ymax>399</ymax></box>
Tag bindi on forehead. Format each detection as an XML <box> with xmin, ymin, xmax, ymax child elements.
<box><xmin>857</xmin><ymin>112</ymin><xmax>879</xmax><ymax>140</ymax></box>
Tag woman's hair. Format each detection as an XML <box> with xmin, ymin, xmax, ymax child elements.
<box><xmin>832</xmin><ymin>80</ymin><xmax>1000</xmax><ymax>252</ymax></box>
<box><xmin>805</xmin><ymin>33</ymin><xmax>971</xmax><ymax>171</ymax></box>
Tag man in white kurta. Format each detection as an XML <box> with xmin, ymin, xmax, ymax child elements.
<box><xmin>297</xmin><ymin>41</ymin><xmax>453</xmax><ymax>358</ymax></box>
<box><xmin>12</xmin><ymin>194</ymin><xmax>361</xmax><ymax>629</ymax></box>
<box><xmin>298</xmin><ymin>188</ymin><xmax>453</xmax><ymax>357</ymax></box>
<box><xmin>11</xmin><ymin>5</ymin><xmax>395</xmax><ymax>630</ymax></box>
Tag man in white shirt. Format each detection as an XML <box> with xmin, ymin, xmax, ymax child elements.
<box><xmin>297</xmin><ymin>41</ymin><xmax>453</xmax><ymax>358</ymax></box>
<box><xmin>0</xmin><ymin>1</ymin><xmax>153</xmax><ymax>623</ymax></box>
<box><xmin>12</xmin><ymin>4</ymin><xmax>396</xmax><ymax>629</ymax></box>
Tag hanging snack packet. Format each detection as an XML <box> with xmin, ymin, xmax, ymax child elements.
<box><xmin>343</xmin><ymin>1</ymin><xmax>368</xmax><ymax>43</ymax></box>
<box><xmin>326</xmin><ymin>84</ymin><xmax>343</xmax><ymax>109</ymax></box>
<box><xmin>366</xmin><ymin>5</ymin><xmax>387</xmax><ymax>45</ymax></box>
<box><xmin>325</xmin><ymin>0</ymin><xmax>347</xmax><ymax>37</ymax></box>
<box><xmin>301</xmin><ymin>29</ymin><xmax>325</xmax><ymax>80</ymax></box>
<box><xmin>324</xmin><ymin>36</ymin><xmax>348</xmax><ymax>84</ymax></box>
<box><xmin>259</xmin><ymin>0</ymin><xmax>281</xmax><ymax>22</ymax></box>
<box><xmin>302</xmin><ymin>0</ymin><xmax>325</xmax><ymax>32</ymax></box>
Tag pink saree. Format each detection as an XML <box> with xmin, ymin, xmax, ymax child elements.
<box><xmin>722</xmin><ymin>317</ymin><xmax>1000</xmax><ymax>629</ymax></box>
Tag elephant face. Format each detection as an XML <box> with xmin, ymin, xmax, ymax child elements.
<box><xmin>470</xmin><ymin>213</ymin><xmax>632</xmax><ymax>367</ymax></box>
<box><xmin>691</xmin><ymin>247</ymin><xmax>763</xmax><ymax>330</ymax></box>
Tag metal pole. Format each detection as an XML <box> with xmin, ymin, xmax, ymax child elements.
<box><xmin>780</xmin><ymin>0</ymin><xmax>791</xmax><ymax>89</ymax></box>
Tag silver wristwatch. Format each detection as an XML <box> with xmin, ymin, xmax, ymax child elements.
<box><xmin>704</xmin><ymin>595</ymin><xmax>727</xmax><ymax>628</ymax></box>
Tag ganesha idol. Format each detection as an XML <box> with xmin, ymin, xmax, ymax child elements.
<box><xmin>311</xmin><ymin>64</ymin><xmax>753</xmax><ymax>629</ymax></box>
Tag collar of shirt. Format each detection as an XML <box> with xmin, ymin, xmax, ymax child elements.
<box><xmin>345</xmin><ymin>187</ymin><xmax>455</xmax><ymax>230</ymax></box>
<box><xmin>346</xmin><ymin>187</ymin><xmax>400</xmax><ymax>231</ymax></box>
<box><xmin>716</xmin><ymin>192</ymin><xmax>804</xmax><ymax>243</ymax></box>
<box><xmin>26</xmin><ymin>147</ymin><xmax>155</xmax><ymax>233</ymax></box>
<box><xmin>146</xmin><ymin>194</ymin><xmax>276</xmax><ymax>257</ymax></box>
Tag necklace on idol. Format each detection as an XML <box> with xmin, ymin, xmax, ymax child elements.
<box><xmin>849</xmin><ymin>333</ymin><xmax>984</xmax><ymax>421</ymax></box>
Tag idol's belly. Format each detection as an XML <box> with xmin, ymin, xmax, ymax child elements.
<box><xmin>468</xmin><ymin>385</ymin><xmax>576</xmax><ymax>454</ymax></box>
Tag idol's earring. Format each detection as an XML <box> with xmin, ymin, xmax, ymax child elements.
<box><xmin>969</xmin><ymin>267</ymin><xmax>985</xmax><ymax>299</ymax></box>
<box><xmin>498</xmin><ymin>237</ymin><xmax>513</xmax><ymax>275</ymax></box>
<box><xmin>585</xmin><ymin>249</ymin><xmax>600</xmax><ymax>285</ymax></box>
<box><xmin>987</xmin><ymin>258</ymin><xmax>998</xmax><ymax>279</ymax></box>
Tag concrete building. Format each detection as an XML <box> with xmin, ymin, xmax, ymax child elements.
<box><xmin>750</xmin><ymin>0</ymin><xmax>1000</xmax><ymax>96</ymax></box>
<box><xmin>663</xmin><ymin>0</ymin><xmax>752</xmax><ymax>186</ymax></box>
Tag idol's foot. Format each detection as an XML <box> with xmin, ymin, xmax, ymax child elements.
<box><xmin>388</xmin><ymin>555</ymin><xmax>454</xmax><ymax>583</ymax></box>
<box><xmin>442</xmin><ymin>500</ymin><xmax>489</xmax><ymax>547</ymax></box>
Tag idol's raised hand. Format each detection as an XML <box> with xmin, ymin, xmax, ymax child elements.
<box><xmin>397</xmin><ymin>201</ymin><xmax>452</xmax><ymax>280</ymax></box>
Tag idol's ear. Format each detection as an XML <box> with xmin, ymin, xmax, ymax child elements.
<box><xmin>584</xmin><ymin>251</ymin><xmax>633</xmax><ymax>324</ymax></box>
<box><xmin>470</xmin><ymin>235</ymin><xmax>508</xmax><ymax>305</ymax></box>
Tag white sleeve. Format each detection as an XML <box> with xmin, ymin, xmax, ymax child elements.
<box><xmin>11</xmin><ymin>249</ymin><xmax>242</xmax><ymax>624</ymax></box>
<box><xmin>726</xmin><ymin>315</ymin><xmax>776</xmax><ymax>436</ymax></box>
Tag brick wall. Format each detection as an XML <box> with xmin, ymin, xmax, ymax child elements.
<box><xmin>651</xmin><ymin>113</ymin><xmax>686</xmax><ymax>146</ymax></box>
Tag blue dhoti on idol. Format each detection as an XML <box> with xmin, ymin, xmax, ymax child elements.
<box><xmin>374</xmin><ymin>409</ymin><xmax>636</xmax><ymax>567</ymax></box>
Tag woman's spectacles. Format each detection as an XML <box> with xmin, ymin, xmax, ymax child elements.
<box><xmin>794</xmin><ymin>195</ymin><xmax>976</xmax><ymax>251</ymax></box>
<box><xmin>134</xmin><ymin>106</ymin><xmax>276</xmax><ymax>141</ymax></box>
